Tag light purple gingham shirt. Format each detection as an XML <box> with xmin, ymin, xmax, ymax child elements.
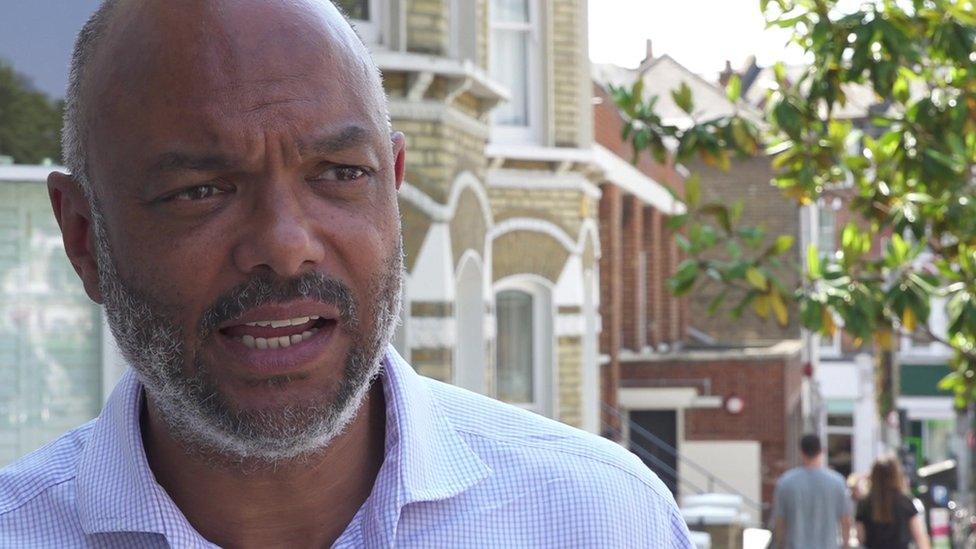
<box><xmin>0</xmin><ymin>348</ymin><xmax>692</xmax><ymax>547</ymax></box>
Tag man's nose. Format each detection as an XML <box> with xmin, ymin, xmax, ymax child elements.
<box><xmin>231</xmin><ymin>181</ymin><xmax>326</xmax><ymax>278</ymax></box>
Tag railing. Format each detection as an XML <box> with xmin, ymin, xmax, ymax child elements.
<box><xmin>602</xmin><ymin>403</ymin><xmax>768</xmax><ymax>514</ymax></box>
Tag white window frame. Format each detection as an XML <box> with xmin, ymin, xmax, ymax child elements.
<box><xmin>450</xmin><ymin>0</ymin><xmax>479</xmax><ymax>63</ymax></box>
<box><xmin>343</xmin><ymin>0</ymin><xmax>383</xmax><ymax>45</ymax></box>
<box><xmin>494</xmin><ymin>275</ymin><xmax>554</xmax><ymax>416</ymax></box>
<box><xmin>818</xmin><ymin>330</ymin><xmax>842</xmax><ymax>358</ymax></box>
<box><xmin>489</xmin><ymin>0</ymin><xmax>544</xmax><ymax>145</ymax></box>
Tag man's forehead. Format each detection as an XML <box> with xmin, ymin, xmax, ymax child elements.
<box><xmin>94</xmin><ymin>0</ymin><xmax>370</xmax><ymax>95</ymax></box>
<box><xmin>85</xmin><ymin>0</ymin><xmax>387</xmax><ymax>178</ymax></box>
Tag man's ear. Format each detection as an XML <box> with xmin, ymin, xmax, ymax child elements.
<box><xmin>48</xmin><ymin>172</ymin><xmax>103</xmax><ymax>303</ymax></box>
<box><xmin>391</xmin><ymin>131</ymin><xmax>406</xmax><ymax>191</ymax></box>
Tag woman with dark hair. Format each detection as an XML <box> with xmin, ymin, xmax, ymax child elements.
<box><xmin>855</xmin><ymin>457</ymin><xmax>931</xmax><ymax>549</ymax></box>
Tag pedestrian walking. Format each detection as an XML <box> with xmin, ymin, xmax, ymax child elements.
<box><xmin>855</xmin><ymin>456</ymin><xmax>931</xmax><ymax>549</ymax></box>
<box><xmin>771</xmin><ymin>434</ymin><xmax>853</xmax><ymax>548</ymax></box>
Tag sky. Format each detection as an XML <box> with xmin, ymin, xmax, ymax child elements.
<box><xmin>0</xmin><ymin>0</ymin><xmax>807</xmax><ymax>99</ymax></box>
<box><xmin>588</xmin><ymin>0</ymin><xmax>807</xmax><ymax>78</ymax></box>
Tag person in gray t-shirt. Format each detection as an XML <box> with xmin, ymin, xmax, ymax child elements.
<box><xmin>771</xmin><ymin>434</ymin><xmax>852</xmax><ymax>548</ymax></box>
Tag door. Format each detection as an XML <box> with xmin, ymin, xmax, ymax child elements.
<box><xmin>629</xmin><ymin>410</ymin><xmax>679</xmax><ymax>496</ymax></box>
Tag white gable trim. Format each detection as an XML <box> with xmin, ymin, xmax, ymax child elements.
<box><xmin>592</xmin><ymin>144</ymin><xmax>686</xmax><ymax>215</ymax></box>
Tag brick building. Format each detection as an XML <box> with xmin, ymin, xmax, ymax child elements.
<box><xmin>368</xmin><ymin>0</ymin><xmax>601</xmax><ymax>430</ymax></box>
<box><xmin>592</xmin><ymin>47</ymin><xmax>809</xmax><ymax>524</ymax></box>
<box><xmin>0</xmin><ymin>0</ymin><xmax>604</xmax><ymax>468</ymax></box>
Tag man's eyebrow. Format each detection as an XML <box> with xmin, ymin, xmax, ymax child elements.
<box><xmin>147</xmin><ymin>152</ymin><xmax>234</xmax><ymax>174</ymax></box>
<box><xmin>302</xmin><ymin>125</ymin><xmax>372</xmax><ymax>155</ymax></box>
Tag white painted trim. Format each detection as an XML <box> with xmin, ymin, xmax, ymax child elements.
<box><xmin>581</xmin><ymin>266</ymin><xmax>600</xmax><ymax>433</ymax></box>
<box><xmin>372</xmin><ymin>50</ymin><xmax>509</xmax><ymax>101</ymax></box>
<box><xmin>398</xmin><ymin>171</ymin><xmax>494</xmax><ymax>226</ymax></box>
<box><xmin>455</xmin><ymin>248</ymin><xmax>485</xmax><ymax>277</ymax></box>
<box><xmin>399</xmin><ymin>182</ymin><xmax>453</xmax><ymax>221</ymax></box>
<box><xmin>487</xmin><ymin>168</ymin><xmax>601</xmax><ymax>199</ymax></box>
<box><xmin>389</xmin><ymin>100</ymin><xmax>489</xmax><ymax>140</ymax></box>
<box><xmin>454</xmin><ymin>252</ymin><xmax>487</xmax><ymax>393</ymax></box>
<box><xmin>489</xmin><ymin>217</ymin><xmax>577</xmax><ymax>253</ymax></box>
<box><xmin>447</xmin><ymin>171</ymin><xmax>495</xmax><ymax>225</ymax></box>
<box><xmin>897</xmin><ymin>396</ymin><xmax>954</xmax><ymax>420</ymax></box>
<box><xmin>554</xmin><ymin>254</ymin><xmax>584</xmax><ymax>307</ymax></box>
<box><xmin>348</xmin><ymin>0</ymin><xmax>383</xmax><ymax>45</ymax></box>
<box><xmin>555</xmin><ymin>314</ymin><xmax>585</xmax><ymax>336</ymax></box>
<box><xmin>494</xmin><ymin>275</ymin><xmax>556</xmax><ymax>417</ymax></box>
<box><xmin>486</xmin><ymin>143</ymin><xmax>593</xmax><ymax>164</ymax></box>
<box><xmin>577</xmin><ymin>217</ymin><xmax>602</xmax><ymax>259</ymax></box>
<box><xmin>620</xmin><ymin>387</ymin><xmax>699</xmax><ymax>409</ymax></box>
<box><xmin>0</xmin><ymin>165</ymin><xmax>63</xmax><ymax>182</ymax></box>
<box><xmin>591</xmin><ymin>144</ymin><xmax>685</xmax><ymax>215</ymax></box>
<box><xmin>489</xmin><ymin>0</ymin><xmax>544</xmax><ymax>145</ymax></box>
<box><xmin>406</xmin><ymin>223</ymin><xmax>455</xmax><ymax>300</ymax></box>
<box><xmin>408</xmin><ymin>316</ymin><xmax>456</xmax><ymax>348</ymax></box>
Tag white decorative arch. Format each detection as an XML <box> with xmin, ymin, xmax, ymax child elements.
<box><xmin>489</xmin><ymin>218</ymin><xmax>578</xmax><ymax>254</ymax></box>
<box><xmin>398</xmin><ymin>171</ymin><xmax>494</xmax><ymax>225</ymax></box>
<box><xmin>493</xmin><ymin>273</ymin><xmax>556</xmax><ymax>417</ymax></box>
<box><xmin>576</xmin><ymin>217</ymin><xmax>602</xmax><ymax>259</ymax></box>
<box><xmin>454</xmin><ymin>251</ymin><xmax>487</xmax><ymax>394</ymax></box>
<box><xmin>447</xmin><ymin>171</ymin><xmax>494</xmax><ymax>225</ymax></box>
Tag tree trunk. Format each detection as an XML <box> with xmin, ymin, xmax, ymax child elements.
<box><xmin>875</xmin><ymin>345</ymin><xmax>899</xmax><ymax>448</ymax></box>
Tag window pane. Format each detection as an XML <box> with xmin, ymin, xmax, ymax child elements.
<box><xmin>491</xmin><ymin>29</ymin><xmax>529</xmax><ymax>126</ymax></box>
<box><xmin>496</xmin><ymin>290</ymin><xmax>534</xmax><ymax>403</ymax></box>
<box><xmin>335</xmin><ymin>0</ymin><xmax>369</xmax><ymax>20</ymax></box>
<box><xmin>492</xmin><ymin>0</ymin><xmax>529</xmax><ymax>23</ymax></box>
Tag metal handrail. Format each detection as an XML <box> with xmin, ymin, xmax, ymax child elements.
<box><xmin>601</xmin><ymin>421</ymin><xmax>709</xmax><ymax>496</ymax></box>
<box><xmin>603</xmin><ymin>402</ymin><xmax>768</xmax><ymax>512</ymax></box>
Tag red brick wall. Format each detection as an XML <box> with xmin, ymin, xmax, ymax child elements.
<box><xmin>599</xmin><ymin>184</ymin><xmax>623</xmax><ymax>436</ymax></box>
<box><xmin>621</xmin><ymin>351</ymin><xmax>805</xmax><ymax>510</ymax></box>
<box><xmin>683</xmin><ymin>157</ymin><xmax>802</xmax><ymax>344</ymax></box>
<box><xmin>593</xmin><ymin>83</ymin><xmax>685</xmax><ymax>194</ymax></box>
<box><xmin>644</xmin><ymin>207</ymin><xmax>664</xmax><ymax>347</ymax></box>
<box><xmin>622</xmin><ymin>195</ymin><xmax>644</xmax><ymax>351</ymax></box>
<box><xmin>593</xmin><ymin>81</ymin><xmax>686</xmax><ymax>351</ymax></box>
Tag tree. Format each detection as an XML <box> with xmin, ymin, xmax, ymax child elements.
<box><xmin>0</xmin><ymin>58</ymin><xmax>63</xmax><ymax>164</ymax></box>
<box><xmin>613</xmin><ymin>0</ymin><xmax>976</xmax><ymax>427</ymax></box>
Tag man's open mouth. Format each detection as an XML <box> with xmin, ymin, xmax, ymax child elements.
<box><xmin>219</xmin><ymin>315</ymin><xmax>338</xmax><ymax>350</ymax></box>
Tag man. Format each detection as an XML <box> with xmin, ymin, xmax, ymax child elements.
<box><xmin>771</xmin><ymin>435</ymin><xmax>852</xmax><ymax>549</ymax></box>
<box><xmin>0</xmin><ymin>1</ymin><xmax>691</xmax><ymax>546</ymax></box>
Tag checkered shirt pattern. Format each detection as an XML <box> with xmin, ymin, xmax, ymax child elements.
<box><xmin>0</xmin><ymin>347</ymin><xmax>692</xmax><ymax>547</ymax></box>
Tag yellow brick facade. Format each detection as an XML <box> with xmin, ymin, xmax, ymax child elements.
<box><xmin>374</xmin><ymin>0</ymin><xmax>598</xmax><ymax>429</ymax></box>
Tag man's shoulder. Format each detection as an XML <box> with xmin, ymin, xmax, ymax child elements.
<box><xmin>0</xmin><ymin>419</ymin><xmax>96</xmax><ymax>518</ymax></box>
<box><xmin>423</xmin><ymin>377</ymin><xmax>675</xmax><ymax>501</ymax></box>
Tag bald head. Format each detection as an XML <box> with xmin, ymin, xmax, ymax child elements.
<box><xmin>62</xmin><ymin>0</ymin><xmax>388</xmax><ymax>198</ymax></box>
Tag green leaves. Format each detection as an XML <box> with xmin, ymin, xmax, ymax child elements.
<box><xmin>684</xmin><ymin>173</ymin><xmax>701</xmax><ymax>208</ymax></box>
<box><xmin>726</xmin><ymin>74</ymin><xmax>742</xmax><ymax>102</ymax></box>
<box><xmin>613</xmin><ymin>0</ymin><xmax>976</xmax><ymax>406</ymax></box>
<box><xmin>672</xmin><ymin>81</ymin><xmax>695</xmax><ymax>115</ymax></box>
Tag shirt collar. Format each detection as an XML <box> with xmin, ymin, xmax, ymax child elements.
<box><xmin>76</xmin><ymin>346</ymin><xmax>490</xmax><ymax>544</ymax></box>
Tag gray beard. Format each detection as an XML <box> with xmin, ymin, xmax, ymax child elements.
<box><xmin>89</xmin><ymin>202</ymin><xmax>403</xmax><ymax>466</ymax></box>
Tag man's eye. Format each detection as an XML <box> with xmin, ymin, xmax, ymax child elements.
<box><xmin>169</xmin><ymin>185</ymin><xmax>229</xmax><ymax>201</ymax></box>
<box><xmin>310</xmin><ymin>165</ymin><xmax>371</xmax><ymax>183</ymax></box>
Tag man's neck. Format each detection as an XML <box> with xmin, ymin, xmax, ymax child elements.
<box><xmin>801</xmin><ymin>457</ymin><xmax>823</xmax><ymax>469</ymax></box>
<box><xmin>142</xmin><ymin>383</ymin><xmax>387</xmax><ymax>549</ymax></box>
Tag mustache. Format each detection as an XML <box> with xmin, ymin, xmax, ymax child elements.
<box><xmin>198</xmin><ymin>271</ymin><xmax>358</xmax><ymax>339</ymax></box>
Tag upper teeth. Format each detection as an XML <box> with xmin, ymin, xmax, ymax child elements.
<box><xmin>245</xmin><ymin>315</ymin><xmax>319</xmax><ymax>328</ymax></box>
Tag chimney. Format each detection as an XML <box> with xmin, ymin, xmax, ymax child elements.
<box><xmin>638</xmin><ymin>39</ymin><xmax>654</xmax><ymax>72</ymax></box>
<box><xmin>718</xmin><ymin>60</ymin><xmax>735</xmax><ymax>86</ymax></box>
